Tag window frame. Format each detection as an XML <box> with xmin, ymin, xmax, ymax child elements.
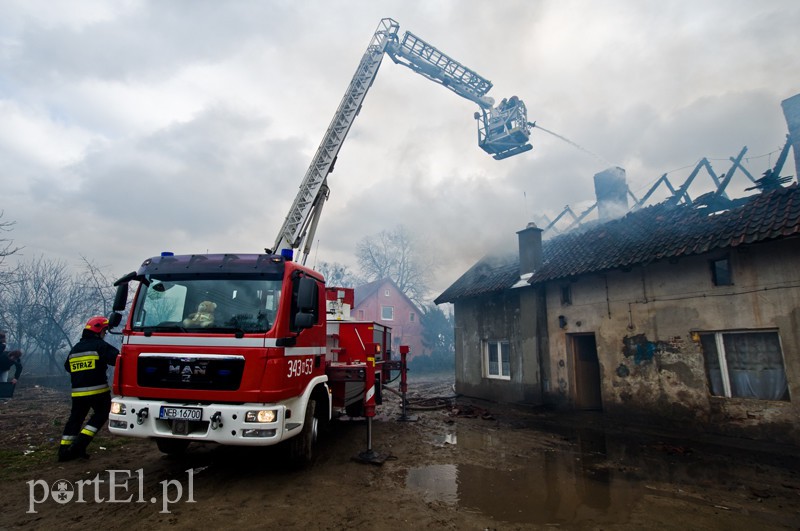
<box><xmin>484</xmin><ymin>339</ymin><xmax>511</xmax><ymax>380</ymax></box>
<box><xmin>132</xmin><ymin>276</ymin><xmax>283</xmax><ymax>333</ymax></box>
<box><xmin>700</xmin><ymin>329</ymin><xmax>789</xmax><ymax>401</ymax></box>
<box><xmin>560</xmin><ymin>284</ymin><xmax>572</xmax><ymax>305</ymax></box>
<box><xmin>381</xmin><ymin>305</ymin><xmax>394</xmax><ymax>321</ymax></box>
<box><xmin>710</xmin><ymin>256</ymin><xmax>732</xmax><ymax>286</ymax></box>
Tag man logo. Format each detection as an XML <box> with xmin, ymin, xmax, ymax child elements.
<box><xmin>168</xmin><ymin>360</ymin><xmax>208</xmax><ymax>383</ymax></box>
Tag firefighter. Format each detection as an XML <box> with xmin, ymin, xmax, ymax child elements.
<box><xmin>58</xmin><ymin>316</ymin><xmax>119</xmax><ymax>462</ymax></box>
<box><xmin>0</xmin><ymin>331</ymin><xmax>23</xmax><ymax>386</ymax></box>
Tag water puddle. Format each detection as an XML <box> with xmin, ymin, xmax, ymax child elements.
<box><xmin>432</xmin><ymin>432</ymin><xmax>457</xmax><ymax>447</ymax></box>
<box><xmin>405</xmin><ymin>426</ymin><xmax>697</xmax><ymax>526</ymax></box>
<box><xmin>406</xmin><ymin>464</ymin><xmax>459</xmax><ymax>504</ymax></box>
<box><xmin>407</xmin><ymin>460</ymin><xmax>635</xmax><ymax>525</ymax></box>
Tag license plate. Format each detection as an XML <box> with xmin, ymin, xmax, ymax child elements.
<box><xmin>159</xmin><ymin>406</ymin><xmax>202</xmax><ymax>421</ymax></box>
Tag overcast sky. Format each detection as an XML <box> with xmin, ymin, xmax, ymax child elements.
<box><xmin>1</xmin><ymin>0</ymin><xmax>798</xmax><ymax>298</ymax></box>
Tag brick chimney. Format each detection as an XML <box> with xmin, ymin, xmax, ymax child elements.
<box><xmin>517</xmin><ymin>222</ymin><xmax>543</xmax><ymax>278</ymax></box>
<box><xmin>594</xmin><ymin>167</ymin><xmax>628</xmax><ymax>222</ymax></box>
<box><xmin>782</xmin><ymin>93</ymin><xmax>800</xmax><ymax>181</ymax></box>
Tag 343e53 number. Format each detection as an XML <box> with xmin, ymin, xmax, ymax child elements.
<box><xmin>287</xmin><ymin>358</ymin><xmax>314</xmax><ymax>378</ymax></box>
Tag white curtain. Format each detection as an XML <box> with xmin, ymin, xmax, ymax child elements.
<box><xmin>702</xmin><ymin>331</ymin><xmax>789</xmax><ymax>401</ymax></box>
<box><xmin>724</xmin><ymin>332</ymin><xmax>788</xmax><ymax>401</ymax></box>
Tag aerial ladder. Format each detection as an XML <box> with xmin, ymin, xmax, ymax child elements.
<box><xmin>270</xmin><ymin>18</ymin><xmax>535</xmax><ymax>264</ymax></box>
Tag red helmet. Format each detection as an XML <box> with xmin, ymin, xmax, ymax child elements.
<box><xmin>85</xmin><ymin>316</ymin><xmax>110</xmax><ymax>333</ymax></box>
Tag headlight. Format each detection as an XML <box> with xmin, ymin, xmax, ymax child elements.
<box><xmin>111</xmin><ymin>401</ymin><xmax>126</xmax><ymax>415</ymax></box>
<box><xmin>245</xmin><ymin>409</ymin><xmax>277</xmax><ymax>423</ymax></box>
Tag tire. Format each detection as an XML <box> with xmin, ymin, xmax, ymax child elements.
<box><xmin>155</xmin><ymin>437</ymin><xmax>190</xmax><ymax>456</ymax></box>
<box><xmin>288</xmin><ymin>399</ymin><xmax>319</xmax><ymax>466</ymax></box>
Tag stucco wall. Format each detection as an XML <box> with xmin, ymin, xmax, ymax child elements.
<box><xmin>543</xmin><ymin>238</ymin><xmax>800</xmax><ymax>444</ymax></box>
<box><xmin>454</xmin><ymin>287</ymin><xmax>545</xmax><ymax>404</ymax></box>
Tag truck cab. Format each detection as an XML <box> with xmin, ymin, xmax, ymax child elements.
<box><xmin>108</xmin><ymin>252</ymin><xmax>331</xmax><ymax>461</ymax></box>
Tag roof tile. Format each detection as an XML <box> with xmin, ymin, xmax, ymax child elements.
<box><xmin>436</xmin><ymin>184</ymin><xmax>800</xmax><ymax>303</ymax></box>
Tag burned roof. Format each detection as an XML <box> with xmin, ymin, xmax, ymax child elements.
<box><xmin>533</xmin><ymin>183</ymin><xmax>800</xmax><ymax>283</ymax></box>
<box><xmin>435</xmin><ymin>184</ymin><xmax>800</xmax><ymax>304</ymax></box>
<box><xmin>434</xmin><ymin>252</ymin><xmax>520</xmax><ymax>304</ymax></box>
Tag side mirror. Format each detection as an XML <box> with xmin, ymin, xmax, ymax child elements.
<box><xmin>113</xmin><ymin>271</ymin><xmax>137</xmax><ymax>287</ymax></box>
<box><xmin>294</xmin><ymin>312</ymin><xmax>316</xmax><ymax>329</ymax></box>
<box><xmin>296</xmin><ymin>277</ymin><xmax>317</xmax><ymax>312</ymax></box>
<box><xmin>113</xmin><ymin>283</ymin><xmax>129</xmax><ymax>312</ymax></box>
<box><xmin>108</xmin><ymin>312</ymin><xmax>123</xmax><ymax>329</ymax></box>
<box><xmin>292</xmin><ymin>276</ymin><xmax>318</xmax><ymax>330</ymax></box>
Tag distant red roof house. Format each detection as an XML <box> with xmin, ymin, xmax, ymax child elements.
<box><xmin>354</xmin><ymin>278</ymin><xmax>426</xmax><ymax>360</ymax></box>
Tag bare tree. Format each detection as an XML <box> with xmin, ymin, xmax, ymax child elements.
<box><xmin>0</xmin><ymin>211</ymin><xmax>21</xmax><ymax>288</ymax></box>
<box><xmin>0</xmin><ymin>270</ymin><xmax>37</xmax><ymax>356</ymax></box>
<box><xmin>1</xmin><ymin>257</ymin><xmax>92</xmax><ymax>374</ymax></box>
<box><xmin>355</xmin><ymin>225</ymin><xmax>434</xmax><ymax>305</ymax></box>
<box><xmin>80</xmin><ymin>256</ymin><xmax>119</xmax><ymax>315</ymax></box>
<box><xmin>313</xmin><ymin>261</ymin><xmax>361</xmax><ymax>287</ymax></box>
<box><xmin>78</xmin><ymin>257</ymin><xmax>128</xmax><ymax>350</ymax></box>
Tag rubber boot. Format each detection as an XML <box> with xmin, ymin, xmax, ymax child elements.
<box><xmin>70</xmin><ymin>434</ymin><xmax>93</xmax><ymax>460</ymax></box>
<box><xmin>57</xmin><ymin>444</ymin><xmax>76</xmax><ymax>462</ymax></box>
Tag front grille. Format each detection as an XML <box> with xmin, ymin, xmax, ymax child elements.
<box><xmin>137</xmin><ymin>355</ymin><xmax>244</xmax><ymax>390</ymax></box>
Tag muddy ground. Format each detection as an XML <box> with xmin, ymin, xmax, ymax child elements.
<box><xmin>1</xmin><ymin>376</ymin><xmax>799</xmax><ymax>530</ymax></box>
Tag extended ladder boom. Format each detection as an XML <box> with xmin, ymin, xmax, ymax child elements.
<box><xmin>271</xmin><ymin>19</ymin><xmax>400</xmax><ymax>257</ymax></box>
<box><xmin>271</xmin><ymin>18</ymin><xmax>534</xmax><ymax>262</ymax></box>
<box><xmin>385</xmin><ymin>31</ymin><xmax>494</xmax><ymax>109</ymax></box>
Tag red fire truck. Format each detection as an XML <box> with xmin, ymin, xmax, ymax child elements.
<box><xmin>107</xmin><ymin>254</ymin><xmax>404</xmax><ymax>462</ymax></box>
<box><xmin>106</xmin><ymin>18</ymin><xmax>532</xmax><ymax>462</ymax></box>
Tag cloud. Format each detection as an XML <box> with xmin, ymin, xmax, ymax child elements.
<box><xmin>1</xmin><ymin>0</ymin><xmax>798</xmax><ymax>298</ymax></box>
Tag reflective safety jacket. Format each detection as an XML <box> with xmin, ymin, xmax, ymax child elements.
<box><xmin>64</xmin><ymin>335</ymin><xmax>119</xmax><ymax>397</ymax></box>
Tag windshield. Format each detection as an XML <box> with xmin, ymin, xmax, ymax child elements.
<box><xmin>132</xmin><ymin>277</ymin><xmax>283</xmax><ymax>334</ymax></box>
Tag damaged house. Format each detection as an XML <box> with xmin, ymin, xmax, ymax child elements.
<box><xmin>436</xmin><ymin>181</ymin><xmax>800</xmax><ymax>445</ymax></box>
<box><xmin>437</xmin><ymin>93</ymin><xmax>800</xmax><ymax>445</ymax></box>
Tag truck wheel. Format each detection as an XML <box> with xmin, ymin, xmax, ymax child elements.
<box><xmin>155</xmin><ymin>438</ymin><xmax>190</xmax><ymax>456</ymax></box>
<box><xmin>289</xmin><ymin>399</ymin><xmax>318</xmax><ymax>466</ymax></box>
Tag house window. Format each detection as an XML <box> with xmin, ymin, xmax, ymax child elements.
<box><xmin>381</xmin><ymin>306</ymin><xmax>394</xmax><ymax>320</ymax></box>
<box><xmin>710</xmin><ymin>257</ymin><xmax>732</xmax><ymax>286</ymax></box>
<box><xmin>384</xmin><ymin>289</ymin><xmax>390</xmax><ymax>297</ymax></box>
<box><xmin>357</xmin><ymin>310</ymin><xmax>365</xmax><ymax>320</ymax></box>
<box><xmin>700</xmin><ymin>330</ymin><xmax>789</xmax><ymax>401</ymax></box>
<box><xmin>409</xmin><ymin>312</ymin><xmax>415</xmax><ymax>322</ymax></box>
<box><xmin>484</xmin><ymin>340</ymin><xmax>511</xmax><ymax>380</ymax></box>
<box><xmin>560</xmin><ymin>284</ymin><xmax>572</xmax><ymax>305</ymax></box>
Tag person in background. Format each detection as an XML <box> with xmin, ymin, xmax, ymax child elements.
<box><xmin>58</xmin><ymin>316</ymin><xmax>119</xmax><ymax>462</ymax></box>
<box><xmin>0</xmin><ymin>331</ymin><xmax>23</xmax><ymax>385</ymax></box>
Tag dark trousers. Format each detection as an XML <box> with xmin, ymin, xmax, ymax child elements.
<box><xmin>62</xmin><ymin>391</ymin><xmax>111</xmax><ymax>440</ymax></box>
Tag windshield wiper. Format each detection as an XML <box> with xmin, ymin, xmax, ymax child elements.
<box><xmin>192</xmin><ymin>326</ymin><xmax>249</xmax><ymax>337</ymax></box>
<box><xmin>141</xmin><ymin>323</ymin><xmax>188</xmax><ymax>335</ymax></box>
